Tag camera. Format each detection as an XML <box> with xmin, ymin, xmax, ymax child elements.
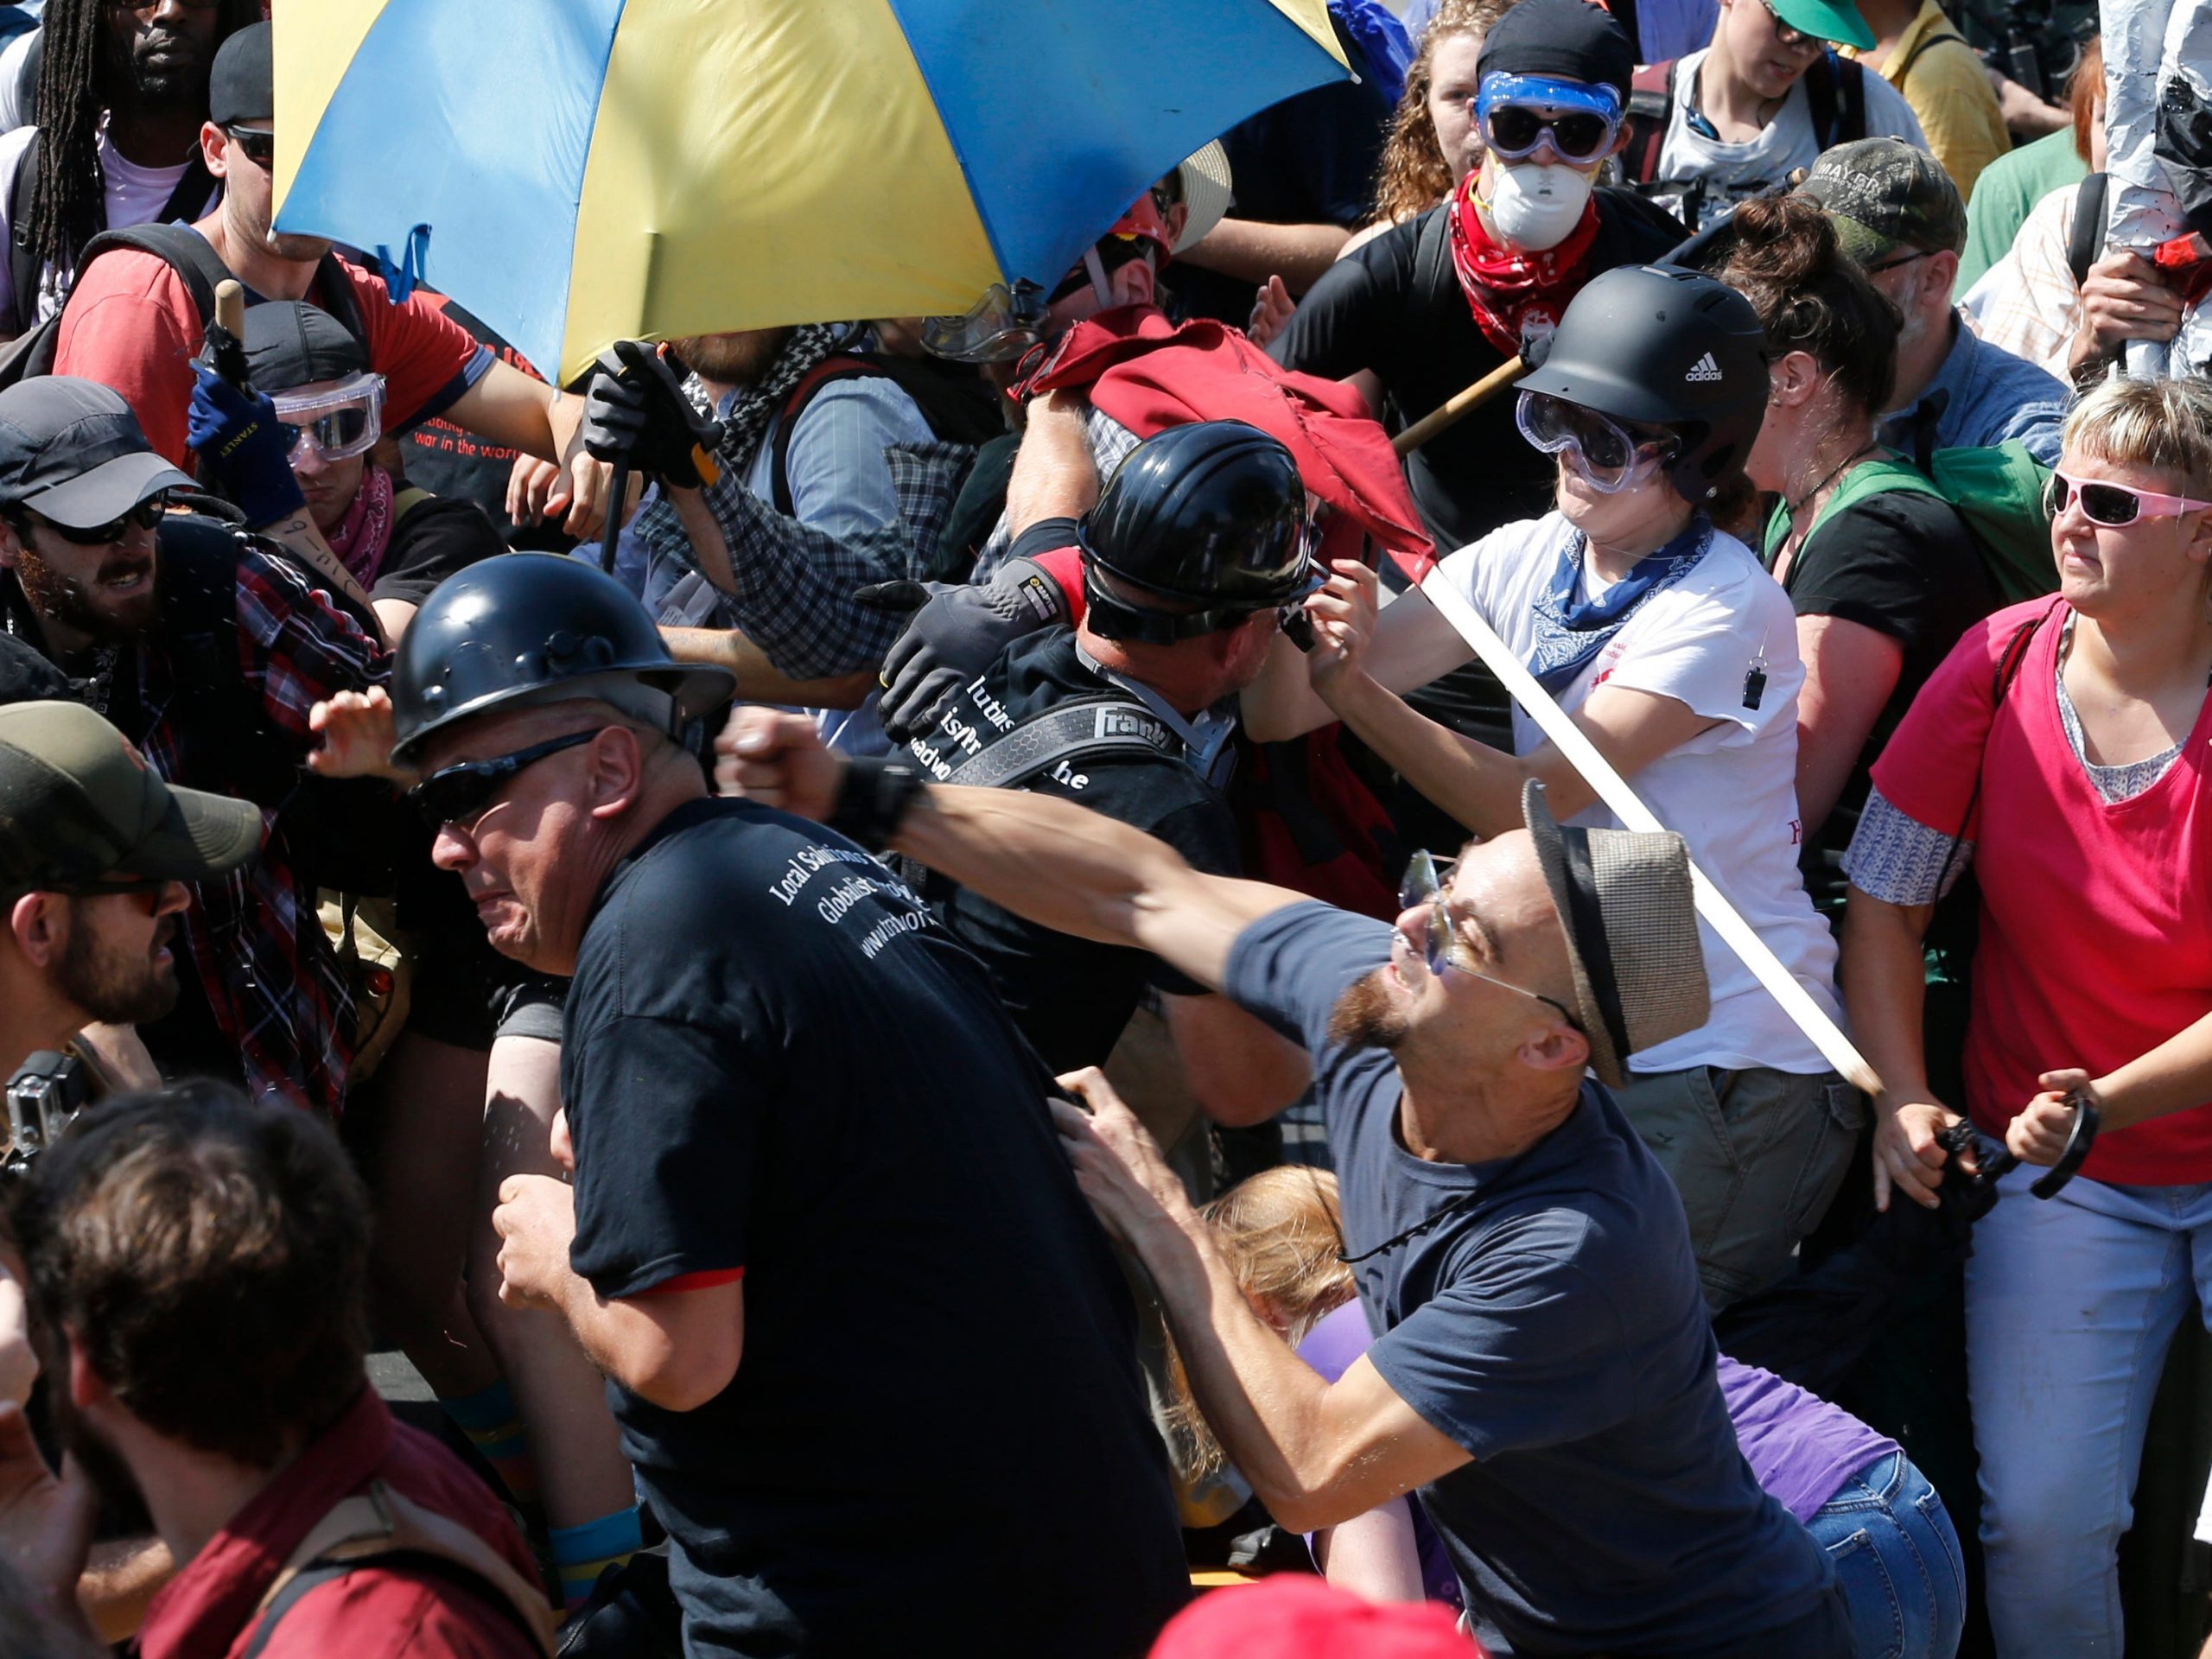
<box><xmin>3</xmin><ymin>1050</ymin><xmax>87</xmax><ymax>1179</ymax></box>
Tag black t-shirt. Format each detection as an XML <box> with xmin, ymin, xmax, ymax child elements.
<box><xmin>1767</xmin><ymin>485</ymin><xmax>1994</xmax><ymax>910</ymax></box>
<box><xmin>1270</xmin><ymin>190</ymin><xmax>1686</xmax><ymax>551</ymax></box>
<box><xmin>369</xmin><ymin>493</ymin><xmax>508</xmax><ymax>609</ymax></box>
<box><xmin>906</xmin><ymin>559</ymin><xmax>1243</xmax><ymax>1071</ymax></box>
<box><xmin>1166</xmin><ymin>15</ymin><xmax>1395</xmax><ymax>327</ymax></box>
<box><xmin>562</xmin><ymin>797</ymin><xmax>1186</xmax><ymax>1657</ymax></box>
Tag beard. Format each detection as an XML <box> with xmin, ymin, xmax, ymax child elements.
<box><xmin>54</xmin><ymin>907</ymin><xmax>179</xmax><ymax>1027</ymax></box>
<box><xmin>1326</xmin><ymin>966</ymin><xmax>1412</xmax><ymax>1052</ymax></box>
<box><xmin>671</xmin><ymin>328</ymin><xmax>795</xmax><ymax>387</ymax></box>
<box><xmin>116</xmin><ymin>19</ymin><xmax>214</xmax><ymax>110</ymax></box>
<box><xmin>12</xmin><ymin>543</ymin><xmax>160</xmax><ymax>645</ymax></box>
<box><xmin>41</xmin><ymin>1353</ymin><xmax>153</xmax><ymax>1536</ymax></box>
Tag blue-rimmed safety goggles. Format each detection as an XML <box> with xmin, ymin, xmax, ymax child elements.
<box><xmin>1475</xmin><ymin>74</ymin><xmax>1624</xmax><ymax>165</ymax></box>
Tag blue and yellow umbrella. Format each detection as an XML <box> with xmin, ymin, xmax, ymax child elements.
<box><xmin>274</xmin><ymin>1</ymin><xmax>1348</xmax><ymax>386</ymax></box>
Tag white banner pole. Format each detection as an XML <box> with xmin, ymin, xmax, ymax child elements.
<box><xmin>1419</xmin><ymin>575</ymin><xmax>1885</xmax><ymax>1097</ymax></box>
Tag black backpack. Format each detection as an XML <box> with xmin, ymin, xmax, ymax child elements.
<box><xmin>0</xmin><ymin>220</ymin><xmax>368</xmax><ymax>391</ymax></box>
<box><xmin>2</xmin><ymin>127</ymin><xmax>216</xmax><ymax>336</ymax></box>
<box><xmin>1624</xmin><ymin>51</ymin><xmax>1867</xmax><ymax>222</ymax></box>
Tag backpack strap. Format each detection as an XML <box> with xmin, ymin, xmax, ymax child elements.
<box><xmin>390</xmin><ymin>486</ymin><xmax>435</xmax><ymax>527</ymax></box>
<box><xmin>770</xmin><ymin>354</ymin><xmax>887</xmax><ymax>517</ymax></box>
<box><xmin>152</xmin><ymin>145</ymin><xmax>215</xmax><ymax>229</ymax></box>
<box><xmin>937</xmin><ymin>696</ymin><xmax>1183</xmax><ymax>792</ymax></box>
<box><xmin>242</xmin><ymin>1481</ymin><xmax>556</xmax><ymax>1658</ymax></box>
<box><xmin>308</xmin><ymin>251</ymin><xmax>372</xmax><ymax>356</ymax></box>
<box><xmin>1802</xmin><ymin>53</ymin><xmax>1852</xmax><ymax>148</ymax></box>
<box><xmin>1626</xmin><ymin>60</ymin><xmax>1677</xmax><ymax>187</ymax></box>
<box><xmin>2068</xmin><ymin>172</ymin><xmax>2108</xmax><ymax>288</ymax></box>
<box><xmin>1930</xmin><ymin>601</ymin><xmax>2062</xmax><ymax>894</ymax></box>
<box><xmin>75</xmin><ymin>221</ymin><xmax>228</xmax><ymax>331</ymax></box>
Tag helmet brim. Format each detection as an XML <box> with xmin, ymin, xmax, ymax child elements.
<box><xmin>389</xmin><ymin>663</ymin><xmax>735</xmax><ymax>768</ymax></box>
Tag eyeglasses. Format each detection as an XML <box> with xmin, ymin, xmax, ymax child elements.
<box><xmin>1757</xmin><ymin>0</ymin><xmax>1821</xmax><ymax>49</ymax></box>
<box><xmin>1474</xmin><ymin>75</ymin><xmax>1622</xmax><ymax>166</ymax></box>
<box><xmin>2044</xmin><ymin>469</ymin><xmax>2212</xmax><ymax>528</ymax></box>
<box><xmin>1399</xmin><ymin>849</ymin><xmax>1580</xmax><ymax>1027</ymax></box>
<box><xmin>409</xmin><ymin>729</ymin><xmax>597</xmax><ymax>830</ymax></box>
<box><xmin>273</xmin><ymin>373</ymin><xmax>386</xmax><ymax>463</ymax></box>
<box><xmin>1863</xmin><ymin>249</ymin><xmax>1929</xmax><ymax>276</ymax></box>
<box><xmin>223</xmin><ymin>125</ymin><xmax>275</xmax><ymax>170</ymax></box>
<box><xmin>1516</xmin><ymin>391</ymin><xmax>1678</xmax><ymax>494</ymax></box>
<box><xmin>30</xmin><ymin>495</ymin><xmax>168</xmax><ymax>546</ymax></box>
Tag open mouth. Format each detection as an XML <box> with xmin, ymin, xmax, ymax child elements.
<box><xmin>99</xmin><ymin>563</ymin><xmax>152</xmax><ymax>594</ymax></box>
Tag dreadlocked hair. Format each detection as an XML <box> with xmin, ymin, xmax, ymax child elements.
<box><xmin>1369</xmin><ymin>0</ymin><xmax>1519</xmax><ymax>227</ymax></box>
<box><xmin>22</xmin><ymin>0</ymin><xmax>260</xmax><ymax>279</ymax></box>
<box><xmin>1719</xmin><ymin>193</ymin><xmax>1898</xmax><ymax>416</ymax></box>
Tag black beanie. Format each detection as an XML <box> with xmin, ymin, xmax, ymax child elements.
<box><xmin>1476</xmin><ymin>0</ymin><xmax>1636</xmax><ymax>106</ymax></box>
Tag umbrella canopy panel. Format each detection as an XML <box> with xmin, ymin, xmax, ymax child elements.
<box><xmin>275</xmin><ymin>0</ymin><xmax>1344</xmax><ymax>385</ymax></box>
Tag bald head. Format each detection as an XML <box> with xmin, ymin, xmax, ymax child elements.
<box><xmin>1442</xmin><ymin>832</ymin><xmax>1579</xmax><ymax>1015</ymax></box>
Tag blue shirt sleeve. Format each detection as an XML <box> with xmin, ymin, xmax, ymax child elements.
<box><xmin>753</xmin><ymin>377</ymin><xmax>937</xmax><ymax>541</ymax></box>
<box><xmin>1223</xmin><ymin>900</ymin><xmax>1396</xmax><ymax>1056</ymax></box>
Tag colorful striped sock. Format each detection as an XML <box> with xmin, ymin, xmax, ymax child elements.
<box><xmin>441</xmin><ymin>1379</ymin><xmax>542</xmax><ymax>1506</ymax></box>
<box><xmin>549</xmin><ymin>1505</ymin><xmax>645</xmax><ymax>1612</ymax></box>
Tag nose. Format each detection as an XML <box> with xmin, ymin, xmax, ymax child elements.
<box><xmin>1527</xmin><ymin>134</ymin><xmax>1565</xmax><ymax>168</ymax></box>
<box><xmin>429</xmin><ymin>821</ymin><xmax>475</xmax><ymax>873</ymax></box>
<box><xmin>155</xmin><ymin>880</ymin><xmax>190</xmax><ymax>918</ymax></box>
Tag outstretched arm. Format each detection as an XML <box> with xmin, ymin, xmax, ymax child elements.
<box><xmin>715</xmin><ymin>708</ymin><xmax>1308</xmax><ymax>995</ymax></box>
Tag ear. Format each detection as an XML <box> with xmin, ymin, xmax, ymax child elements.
<box><xmin>1110</xmin><ymin>256</ymin><xmax>1160</xmax><ymax>310</ymax></box>
<box><xmin>583</xmin><ymin>726</ymin><xmax>649</xmax><ymax>822</ymax></box>
<box><xmin>9</xmin><ymin>889</ymin><xmax>63</xmax><ymax>969</ymax></box>
<box><xmin>1515</xmin><ymin>1019</ymin><xmax>1592</xmax><ymax>1077</ymax></box>
<box><xmin>200</xmin><ymin>121</ymin><xmax>228</xmax><ymax>180</ymax></box>
<box><xmin>68</xmin><ymin>1332</ymin><xmax>113</xmax><ymax>1414</ymax></box>
<box><xmin>0</xmin><ymin>516</ymin><xmax>24</xmax><ymax>571</ymax></box>
<box><xmin>1769</xmin><ymin>348</ymin><xmax>1823</xmax><ymax>408</ymax></box>
<box><xmin>1163</xmin><ymin>200</ymin><xmax>1192</xmax><ymax>248</ymax></box>
<box><xmin>1924</xmin><ymin>250</ymin><xmax>1961</xmax><ymax>299</ymax></box>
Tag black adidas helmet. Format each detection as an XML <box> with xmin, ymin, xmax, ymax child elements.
<box><xmin>1077</xmin><ymin>421</ymin><xmax>1315</xmax><ymax>645</ymax></box>
<box><xmin>1517</xmin><ymin>264</ymin><xmax>1770</xmax><ymax>504</ymax></box>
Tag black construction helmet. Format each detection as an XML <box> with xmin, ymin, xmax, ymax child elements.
<box><xmin>1077</xmin><ymin>421</ymin><xmax>1315</xmax><ymax>645</ymax></box>
<box><xmin>1516</xmin><ymin>265</ymin><xmax>1770</xmax><ymax>505</ymax></box>
<box><xmin>389</xmin><ymin>554</ymin><xmax>735</xmax><ymax>766</ymax></box>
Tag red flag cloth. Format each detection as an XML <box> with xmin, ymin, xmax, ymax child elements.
<box><xmin>2153</xmin><ymin>232</ymin><xmax>2212</xmax><ymax>308</ymax></box>
<box><xmin>1017</xmin><ymin>304</ymin><xmax>1435</xmax><ymax>581</ymax></box>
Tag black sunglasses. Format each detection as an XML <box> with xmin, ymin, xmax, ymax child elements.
<box><xmin>1482</xmin><ymin>105</ymin><xmax>1616</xmax><ymax>164</ymax></box>
<box><xmin>409</xmin><ymin>729</ymin><xmax>596</xmax><ymax>830</ymax></box>
<box><xmin>223</xmin><ymin>124</ymin><xmax>276</xmax><ymax>168</ymax></box>
<box><xmin>30</xmin><ymin>495</ymin><xmax>167</xmax><ymax>546</ymax></box>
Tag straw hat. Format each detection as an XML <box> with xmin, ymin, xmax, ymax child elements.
<box><xmin>1173</xmin><ymin>142</ymin><xmax>1235</xmax><ymax>253</ymax></box>
<box><xmin>1521</xmin><ymin>779</ymin><xmax>1708</xmax><ymax>1086</ymax></box>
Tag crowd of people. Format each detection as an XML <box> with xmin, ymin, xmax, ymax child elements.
<box><xmin>0</xmin><ymin>0</ymin><xmax>2204</xmax><ymax>1655</ymax></box>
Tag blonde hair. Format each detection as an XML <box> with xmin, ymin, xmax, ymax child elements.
<box><xmin>1166</xmin><ymin>1168</ymin><xmax>1357</xmax><ymax>1480</ymax></box>
<box><xmin>2062</xmin><ymin>376</ymin><xmax>2212</xmax><ymax>495</ymax></box>
<box><xmin>1370</xmin><ymin>0</ymin><xmax>1521</xmax><ymax>226</ymax></box>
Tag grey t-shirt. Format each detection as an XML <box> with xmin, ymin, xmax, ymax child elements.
<box><xmin>1224</xmin><ymin>901</ymin><xmax>1840</xmax><ymax>1656</ymax></box>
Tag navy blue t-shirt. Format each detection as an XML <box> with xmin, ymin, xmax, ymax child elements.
<box><xmin>1224</xmin><ymin>901</ymin><xmax>1839</xmax><ymax>1657</ymax></box>
<box><xmin>563</xmin><ymin>797</ymin><xmax>1186</xmax><ymax>1658</ymax></box>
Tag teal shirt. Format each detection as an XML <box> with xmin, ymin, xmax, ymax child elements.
<box><xmin>1959</xmin><ymin>130</ymin><xmax>2088</xmax><ymax>291</ymax></box>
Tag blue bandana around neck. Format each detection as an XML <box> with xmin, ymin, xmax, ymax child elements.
<box><xmin>1526</xmin><ymin>514</ymin><xmax>1713</xmax><ymax>694</ymax></box>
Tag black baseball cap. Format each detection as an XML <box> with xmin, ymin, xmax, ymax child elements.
<box><xmin>1477</xmin><ymin>0</ymin><xmax>1636</xmax><ymax>106</ymax></box>
<box><xmin>209</xmin><ymin>20</ymin><xmax>273</xmax><ymax>128</ymax></box>
<box><xmin>239</xmin><ymin>302</ymin><xmax>369</xmax><ymax>391</ymax></box>
<box><xmin>0</xmin><ymin>378</ymin><xmax>193</xmax><ymax>531</ymax></box>
<box><xmin>0</xmin><ymin>701</ymin><xmax>260</xmax><ymax>894</ymax></box>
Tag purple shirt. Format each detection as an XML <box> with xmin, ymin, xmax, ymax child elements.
<box><xmin>1297</xmin><ymin>1302</ymin><xmax>1463</xmax><ymax>1607</ymax></box>
<box><xmin>1720</xmin><ymin>1357</ymin><xmax>1901</xmax><ymax>1523</ymax></box>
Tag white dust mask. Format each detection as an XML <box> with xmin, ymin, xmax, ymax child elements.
<box><xmin>1485</xmin><ymin>162</ymin><xmax>1594</xmax><ymax>251</ymax></box>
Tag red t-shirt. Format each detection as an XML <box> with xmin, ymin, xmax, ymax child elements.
<box><xmin>1870</xmin><ymin>598</ymin><xmax>2212</xmax><ymax>1184</ymax></box>
<box><xmin>137</xmin><ymin>1388</ymin><xmax>544</xmax><ymax>1659</ymax></box>
<box><xmin>54</xmin><ymin>240</ymin><xmax>486</xmax><ymax>468</ymax></box>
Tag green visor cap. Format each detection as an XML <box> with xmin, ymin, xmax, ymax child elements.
<box><xmin>1771</xmin><ymin>0</ymin><xmax>1875</xmax><ymax>50</ymax></box>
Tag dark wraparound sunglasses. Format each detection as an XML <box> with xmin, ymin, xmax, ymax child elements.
<box><xmin>224</xmin><ymin>125</ymin><xmax>276</xmax><ymax>168</ymax></box>
<box><xmin>410</xmin><ymin>729</ymin><xmax>596</xmax><ymax>830</ymax></box>
<box><xmin>29</xmin><ymin>496</ymin><xmax>167</xmax><ymax>546</ymax></box>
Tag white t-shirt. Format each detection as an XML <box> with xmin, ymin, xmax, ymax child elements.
<box><xmin>0</xmin><ymin>28</ymin><xmax>37</xmax><ymax>137</ymax></box>
<box><xmin>1430</xmin><ymin>512</ymin><xmax>1840</xmax><ymax>1076</ymax></box>
<box><xmin>1651</xmin><ymin>48</ymin><xmax>1928</xmax><ymax>230</ymax></box>
<box><xmin>0</xmin><ymin>121</ymin><xmax>212</xmax><ymax>329</ymax></box>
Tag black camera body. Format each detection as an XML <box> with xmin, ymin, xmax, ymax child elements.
<box><xmin>3</xmin><ymin>1049</ymin><xmax>87</xmax><ymax>1179</ymax></box>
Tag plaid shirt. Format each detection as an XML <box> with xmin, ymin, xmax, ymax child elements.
<box><xmin>972</xmin><ymin>404</ymin><xmax>1141</xmax><ymax>580</ymax></box>
<box><xmin>3</xmin><ymin>531</ymin><xmax>390</xmax><ymax>1116</ymax></box>
<box><xmin>1959</xmin><ymin>186</ymin><xmax>2083</xmax><ymax>384</ymax></box>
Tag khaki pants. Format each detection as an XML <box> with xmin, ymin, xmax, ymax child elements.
<box><xmin>1609</xmin><ymin>1065</ymin><xmax>1864</xmax><ymax>1313</ymax></box>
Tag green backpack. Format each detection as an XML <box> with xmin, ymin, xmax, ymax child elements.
<box><xmin>1764</xmin><ymin>442</ymin><xmax>2058</xmax><ymax>607</ymax></box>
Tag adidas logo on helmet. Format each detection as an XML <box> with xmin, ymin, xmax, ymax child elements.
<box><xmin>1683</xmin><ymin>352</ymin><xmax>1723</xmax><ymax>383</ymax></box>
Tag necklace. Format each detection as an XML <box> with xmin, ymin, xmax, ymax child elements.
<box><xmin>1786</xmin><ymin>440</ymin><xmax>1878</xmax><ymax>523</ymax></box>
<box><xmin>1338</xmin><ymin>1191</ymin><xmax>1484</xmax><ymax>1265</ymax></box>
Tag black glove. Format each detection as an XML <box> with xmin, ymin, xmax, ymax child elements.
<box><xmin>863</xmin><ymin>556</ymin><xmax>1070</xmax><ymax>741</ymax></box>
<box><xmin>583</xmin><ymin>340</ymin><xmax>722</xmax><ymax>488</ymax></box>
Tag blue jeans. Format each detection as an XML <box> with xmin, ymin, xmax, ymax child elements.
<box><xmin>1965</xmin><ymin>1166</ymin><xmax>2212</xmax><ymax>1657</ymax></box>
<box><xmin>1804</xmin><ymin>1451</ymin><xmax>1964</xmax><ymax>1659</ymax></box>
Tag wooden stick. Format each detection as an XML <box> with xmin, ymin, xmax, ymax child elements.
<box><xmin>1421</xmin><ymin>573</ymin><xmax>1885</xmax><ymax>1097</ymax></box>
<box><xmin>213</xmin><ymin>278</ymin><xmax>245</xmax><ymax>342</ymax></box>
<box><xmin>1392</xmin><ymin>355</ymin><xmax>1523</xmax><ymax>456</ymax></box>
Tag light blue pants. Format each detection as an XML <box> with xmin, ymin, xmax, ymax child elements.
<box><xmin>1965</xmin><ymin>1165</ymin><xmax>2212</xmax><ymax>1657</ymax></box>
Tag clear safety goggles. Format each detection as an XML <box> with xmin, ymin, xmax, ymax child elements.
<box><xmin>271</xmin><ymin>372</ymin><xmax>387</xmax><ymax>463</ymax></box>
<box><xmin>1476</xmin><ymin>75</ymin><xmax>1624</xmax><ymax>165</ymax></box>
<box><xmin>1516</xmin><ymin>391</ymin><xmax>1677</xmax><ymax>494</ymax></box>
<box><xmin>919</xmin><ymin>281</ymin><xmax>1050</xmax><ymax>365</ymax></box>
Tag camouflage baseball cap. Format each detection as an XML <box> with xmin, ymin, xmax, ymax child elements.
<box><xmin>0</xmin><ymin>701</ymin><xmax>260</xmax><ymax>894</ymax></box>
<box><xmin>1799</xmin><ymin>137</ymin><xmax>1967</xmax><ymax>264</ymax></box>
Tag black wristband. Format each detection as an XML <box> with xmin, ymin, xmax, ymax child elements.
<box><xmin>826</xmin><ymin>756</ymin><xmax>926</xmax><ymax>849</ymax></box>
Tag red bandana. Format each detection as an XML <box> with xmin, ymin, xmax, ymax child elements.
<box><xmin>1446</xmin><ymin>170</ymin><xmax>1603</xmax><ymax>357</ymax></box>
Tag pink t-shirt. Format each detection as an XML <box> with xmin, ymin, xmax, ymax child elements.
<box><xmin>1870</xmin><ymin>597</ymin><xmax>2212</xmax><ymax>1185</ymax></box>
